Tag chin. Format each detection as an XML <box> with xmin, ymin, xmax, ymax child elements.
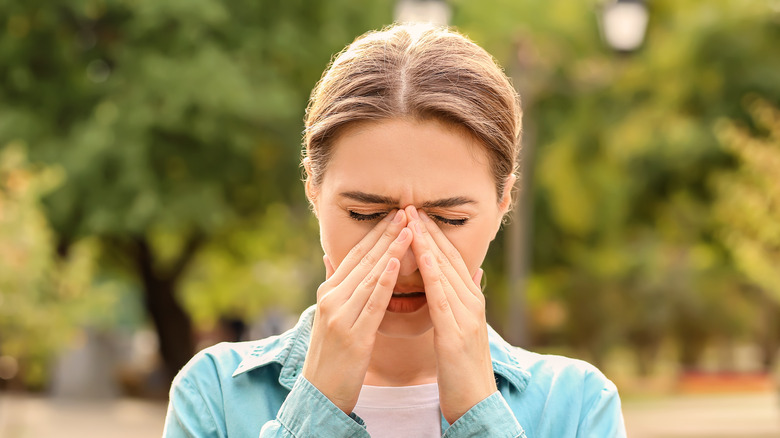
<box><xmin>376</xmin><ymin>306</ymin><xmax>433</xmax><ymax>338</ymax></box>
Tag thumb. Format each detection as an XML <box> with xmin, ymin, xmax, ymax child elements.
<box><xmin>323</xmin><ymin>254</ymin><xmax>335</xmax><ymax>279</ymax></box>
<box><xmin>472</xmin><ymin>268</ymin><xmax>484</xmax><ymax>288</ymax></box>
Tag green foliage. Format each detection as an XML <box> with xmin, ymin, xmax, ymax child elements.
<box><xmin>455</xmin><ymin>0</ymin><xmax>779</xmax><ymax>369</ymax></box>
<box><xmin>715</xmin><ymin>98</ymin><xmax>780</xmax><ymax>301</ymax></box>
<box><xmin>180</xmin><ymin>203</ymin><xmax>322</xmax><ymax>327</ymax></box>
<box><xmin>0</xmin><ymin>0</ymin><xmax>395</xmax><ymax>378</ymax></box>
<box><xmin>0</xmin><ymin>0</ymin><xmax>393</xmax><ymax>242</ymax></box>
<box><xmin>2</xmin><ymin>0</ymin><xmax>778</xmax><ymax>380</ymax></box>
<box><xmin>0</xmin><ymin>145</ymin><xmax>120</xmax><ymax>387</ymax></box>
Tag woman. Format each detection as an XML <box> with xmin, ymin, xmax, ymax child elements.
<box><xmin>164</xmin><ymin>23</ymin><xmax>626</xmax><ymax>437</ymax></box>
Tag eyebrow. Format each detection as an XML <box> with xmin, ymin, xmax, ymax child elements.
<box><xmin>339</xmin><ymin>191</ymin><xmax>477</xmax><ymax>209</ymax></box>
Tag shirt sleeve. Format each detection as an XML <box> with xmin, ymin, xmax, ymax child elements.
<box><xmin>163</xmin><ymin>374</ymin><xmax>225</xmax><ymax>438</ymax></box>
<box><xmin>164</xmin><ymin>371</ymin><xmax>370</xmax><ymax>438</ymax></box>
<box><xmin>577</xmin><ymin>378</ymin><xmax>627</xmax><ymax>438</ymax></box>
<box><xmin>442</xmin><ymin>391</ymin><xmax>527</xmax><ymax>438</ymax></box>
<box><xmin>261</xmin><ymin>376</ymin><xmax>370</xmax><ymax>438</ymax></box>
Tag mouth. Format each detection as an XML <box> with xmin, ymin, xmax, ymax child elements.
<box><xmin>391</xmin><ymin>291</ymin><xmax>425</xmax><ymax>298</ymax></box>
<box><xmin>387</xmin><ymin>289</ymin><xmax>427</xmax><ymax>313</ymax></box>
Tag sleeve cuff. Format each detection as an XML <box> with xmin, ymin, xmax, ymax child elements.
<box><xmin>276</xmin><ymin>376</ymin><xmax>369</xmax><ymax>437</ymax></box>
<box><xmin>443</xmin><ymin>391</ymin><xmax>526</xmax><ymax>438</ymax></box>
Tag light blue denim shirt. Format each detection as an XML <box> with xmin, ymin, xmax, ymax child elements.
<box><xmin>164</xmin><ymin>306</ymin><xmax>626</xmax><ymax>437</ymax></box>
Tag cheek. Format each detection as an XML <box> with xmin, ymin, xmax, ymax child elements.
<box><xmin>447</xmin><ymin>227</ymin><xmax>493</xmax><ymax>272</ymax></box>
<box><xmin>320</xmin><ymin>216</ymin><xmax>372</xmax><ymax>267</ymax></box>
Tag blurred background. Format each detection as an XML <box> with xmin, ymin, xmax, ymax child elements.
<box><xmin>1</xmin><ymin>0</ymin><xmax>779</xmax><ymax>436</ymax></box>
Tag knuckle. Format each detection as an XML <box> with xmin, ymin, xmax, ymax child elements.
<box><xmin>347</xmin><ymin>242</ymin><xmax>363</xmax><ymax>258</ymax></box>
<box><xmin>363</xmin><ymin>298</ymin><xmax>380</xmax><ymax>315</ymax></box>
<box><xmin>382</xmin><ymin>227</ymin><xmax>396</xmax><ymax>241</ymax></box>
<box><xmin>317</xmin><ymin>291</ymin><xmax>336</xmax><ymax>310</ymax></box>
<box><xmin>378</xmin><ymin>272</ymin><xmax>395</xmax><ymax>288</ymax></box>
<box><xmin>325</xmin><ymin>317</ymin><xmax>347</xmax><ymax>334</ymax></box>
<box><xmin>360</xmin><ymin>251</ymin><xmax>376</xmax><ymax>267</ymax></box>
<box><xmin>436</xmin><ymin>296</ymin><xmax>450</xmax><ymax>312</ymax></box>
<box><xmin>426</xmin><ymin>271</ymin><xmax>441</xmax><ymax>286</ymax></box>
<box><xmin>390</xmin><ymin>230</ymin><xmax>408</xmax><ymax>248</ymax></box>
<box><xmin>463</xmin><ymin>318</ymin><xmax>480</xmax><ymax>333</ymax></box>
<box><xmin>361</xmin><ymin>270</ymin><xmax>377</xmax><ymax>288</ymax></box>
<box><xmin>446</xmin><ymin>247</ymin><xmax>462</xmax><ymax>263</ymax></box>
<box><xmin>316</xmin><ymin>282</ymin><xmax>330</xmax><ymax>299</ymax></box>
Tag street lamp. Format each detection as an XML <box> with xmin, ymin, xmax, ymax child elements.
<box><xmin>394</xmin><ymin>0</ymin><xmax>451</xmax><ymax>26</ymax></box>
<box><xmin>599</xmin><ymin>0</ymin><xmax>649</xmax><ymax>52</ymax></box>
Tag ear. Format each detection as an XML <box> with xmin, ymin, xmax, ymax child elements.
<box><xmin>493</xmin><ymin>173</ymin><xmax>517</xmax><ymax>237</ymax></box>
<box><xmin>499</xmin><ymin>173</ymin><xmax>517</xmax><ymax>215</ymax></box>
<box><xmin>303</xmin><ymin>157</ymin><xmax>320</xmax><ymax>216</ymax></box>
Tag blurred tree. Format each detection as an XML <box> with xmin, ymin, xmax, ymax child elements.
<box><xmin>455</xmin><ymin>0</ymin><xmax>779</xmax><ymax>371</ymax></box>
<box><xmin>0</xmin><ymin>0</ymin><xmax>393</xmax><ymax>382</ymax></box>
<box><xmin>179</xmin><ymin>202</ymin><xmax>322</xmax><ymax>330</ymax></box>
<box><xmin>0</xmin><ymin>144</ymin><xmax>118</xmax><ymax>388</ymax></box>
<box><xmin>3</xmin><ymin>0</ymin><xmax>779</xmax><ymax>386</ymax></box>
<box><xmin>714</xmin><ymin>97</ymin><xmax>780</xmax><ymax>370</ymax></box>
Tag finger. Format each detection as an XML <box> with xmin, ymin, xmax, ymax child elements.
<box><xmin>415</xmin><ymin>240</ymin><xmax>472</xmax><ymax>327</ymax></box>
<box><xmin>409</xmin><ymin>214</ymin><xmax>480</xmax><ymax>311</ymax></box>
<box><xmin>328</xmin><ymin>209</ymin><xmax>404</xmax><ymax>286</ymax></box>
<box><xmin>352</xmin><ymin>257</ymin><xmax>400</xmax><ymax>334</ymax></box>
<box><xmin>417</xmin><ymin>251</ymin><xmax>459</xmax><ymax>330</ymax></box>
<box><xmin>406</xmin><ymin>213</ymin><xmax>470</xmax><ymax>318</ymax></box>
<box><xmin>324</xmin><ymin>254</ymin><xmax>335</xmax><ymax>280</ymax></box>
<box><xmin>418</xmin><ymin>210</ymin><xmax>481</xmax><ymax>298</ymax></box>
<box><xmin>336</xmin><ymin>209</ymin><xmax>409</xmax><ymax>297</ymax></box>
<box><xmin>473</xmin><ymin>268</ymin><xmax>484</xmax><ymax>288</ymax></box>
<box><xmin>343</xmin><ymin>226</ymin><xmax>412</xmax><ymax>324</ymax></box>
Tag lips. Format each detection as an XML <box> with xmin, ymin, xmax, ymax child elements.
<box><xmin>391</xmin><ymin>291</ymin><xmax>425</xmax><ymax>298</ymax></box>
<box><xmin>387</xmin><ymin>285</ymin><xmax>427</xmax><ymax>313</ymax></box>
<box><xmin>392</xmin><ymin>284</ymin><xmax>425</xmax><ymax>295</ymax></box>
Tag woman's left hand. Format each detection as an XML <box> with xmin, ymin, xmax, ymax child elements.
<box><xmin>405</xmin><ymin>205</ymin><xmax>498</xmax><ymax>425</ymax></box>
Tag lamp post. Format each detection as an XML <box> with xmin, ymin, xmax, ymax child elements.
<box><xmin>598</xmin><ymin>0</ymin><xmax>649</xmax><ymax>53</ymax></box>
<box><xmin>394</xmin><ymin>0</ymin><xmax>451</xmax><ymax>26</ymax></box>
<box><xmin>505</xmin><ymin>33</ymin><xmax>545</xmax><ymax>349</ymax></box>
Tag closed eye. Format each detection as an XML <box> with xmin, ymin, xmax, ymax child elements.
<box><xmin>348</xmin><ymin>211</ymin><xmax>387</xmax><ymax>222</ymax></box>
<box><xmin>429</xmin><ymin>215</ymin><xmax>468</xmax><ymax>226</ymax></box>
<box><xmin>348</xmin><ymin>210</ymin><xmax>468</xmax><ymax>226</ymax></box>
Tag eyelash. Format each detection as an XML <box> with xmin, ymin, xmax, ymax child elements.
<box><xmin>348</xmin><ymin>211</ymin><xmax>468</xmax><ymax>226</ymax></box>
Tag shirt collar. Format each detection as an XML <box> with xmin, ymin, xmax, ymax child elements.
<box><xmin>232</xmin><ymin>305</ymin><xmax>315</xmax><ymax>390</ymax></box>
<box><xmin>233</xmin><ymin>305</ymin><xmax>530</xmax><ymax>393</ymax></box>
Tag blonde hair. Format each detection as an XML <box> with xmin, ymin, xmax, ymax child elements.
<box><xmin>303</xmin><ymin>23</ymin><xmax>522</xmax><ymax>201</ymax></box>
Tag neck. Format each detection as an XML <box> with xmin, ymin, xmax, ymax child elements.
<box><xmin>364</xmin><ymin>329</ymin><xmax>437</xmax><ymax>387</ymax></box>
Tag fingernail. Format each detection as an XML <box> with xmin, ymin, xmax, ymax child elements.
<box><xmin>395</xmin><ymin>228</ymin><xmax>408</xmax><ymax>242</ymax></box>
<box><xmin>409</xmin><ymin>206</ymin><xmax>420</xmax><ymax>220</ymax></box>
<box><xmin>413</xmin><ymin>221</ymin><xmax>423</xmax><ymax>235</ymax></box>
<box><xmin>392</xmin><ymin>209</ymin><xmax>404</xmax><ymax>223</ymax></box>
<box><xmin>419</xmin><ymin>210</ymin><xmax>430</xmax><ymax>222</ymax></box>
<box><xmin>474</xmin><ymin>268</ymin><xmax>484</xmax><ymax>286</ymax></box>
<box><xmin>386</xmin><ymin>258</ymin><xmax>399</xmax><ymax>272</ymax></box>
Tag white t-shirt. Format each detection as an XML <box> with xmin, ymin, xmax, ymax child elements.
<box><xmin>352</xmin><ymin>383</ymin><xmax>441</xmax><ymax>437</ymax></box>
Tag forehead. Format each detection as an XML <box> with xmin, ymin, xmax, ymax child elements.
<box><xmin>321</xmin><ymin>118</ymin><xmax>495</xmax><ymax>203</ymax></box>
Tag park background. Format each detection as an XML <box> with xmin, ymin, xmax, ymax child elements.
<box><xmin>1</xmin><ymin>0</ymin><xmax>779</xmax><ymax>436</ymax></box>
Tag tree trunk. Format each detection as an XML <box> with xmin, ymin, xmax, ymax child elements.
<box><xmin>759</xmin><ymin>294</ymin><xmax>780</xmax><ymax>372</ymax></box>
<box><xmin>140</xmin><ymin>273</ymin><xmax>194</xmax><ymax>384</ymax></box>
<box><xmin>133</xmin><ymin>234</ymin><xmax>201</xmax><ymax>384</ymax></box>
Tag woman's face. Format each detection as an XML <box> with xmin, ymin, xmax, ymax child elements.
<box><xmin>308</xmin><ymin>118</ymin><xmax>512</xmax><ymax>338</ymax></box>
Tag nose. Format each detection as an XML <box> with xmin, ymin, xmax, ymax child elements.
<box><xmin>398</xmin><ymin>245</ymin><xmax>418</xmax><ymax>276</ymax></box>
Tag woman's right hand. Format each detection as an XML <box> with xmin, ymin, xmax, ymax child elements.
<box><xmin>301</xmin><ymin>209</ymin><xmax>411</xmax><ymax>415</ymax></box>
